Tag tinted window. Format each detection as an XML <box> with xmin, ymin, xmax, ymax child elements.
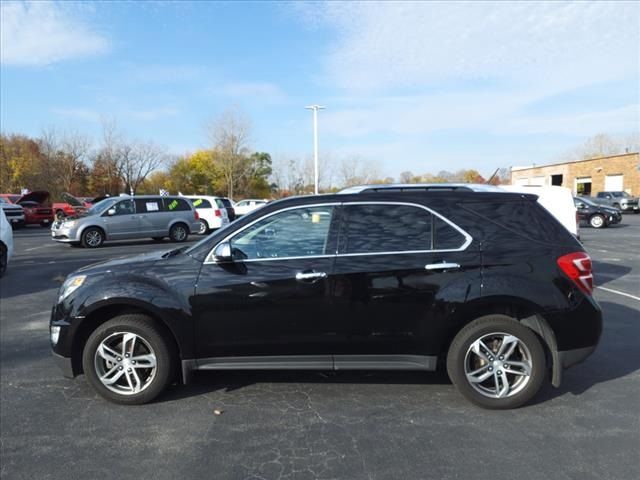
<box><xmin>343</xmin><ymin>204</ymin><xmax>432</xmax><ymax>254</ymax></box>
<box><xmin>163</xmin><ymin>198</ymin><xmax>191</xmax><ymax>212</ymax></box>
<box><xmin>434</xmin><ymin>217</ymin><xmax>466</xmax><ymax>250</ymax></box>
<box><xmin>112</xmin><ymin>200</ymin><xmax>135</xmax><ymax>216</ymax></box>
<box><xmin>220</xmin><ymin>198</ymin><xmax>233</xmax><ymax>208</ymax></box>
<box><xmin>214</xmin><ymin>199</ymin><xmax>225</xmax><ymax>208</ymax></box>
<box><xmin>230</xmin><ymin>206</ymin><xmax>335</xmax><ymax>260</ymax></box>
<box><xmin>190</xmin><ymin>198</ymin><xmax>212</xmax><ymax>209</ymax></box>
<box><xmin>135</xmin><ymin>199</ymin><xmax>162</xmax><ymax>213</ymax></box>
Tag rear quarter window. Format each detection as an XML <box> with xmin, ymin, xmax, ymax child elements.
<box><xmin>163</xmin><ymin>198</ymin><xmax>191</xmax><ymax>212</ymax></box>
<box><xmin>191</xmin><ymin>198</ymin><xmax>212</xmax><ymax>209</ymax></box>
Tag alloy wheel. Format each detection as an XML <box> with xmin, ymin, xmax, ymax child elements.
<box><xmin>173</xmin><ymin>225</ymin><xmax>187</xmax><ymax>241</ymax></box>
<box><xmin>464</xmin><ymin>332</ymin><xmax>533</xmax><ymax>399</ymax></box>
<box><xmin>94</xmin><ymin>331</ymin><xmax>157</xmax><ymax>395</ymax></box>
<box><xmin>85</xmin><ymin>230</ymin><xmax>102</xmax><ymax>247</ymax></box>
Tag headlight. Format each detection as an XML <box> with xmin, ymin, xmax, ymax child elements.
<box><xmin>58</xmin><ymin>275</ymin><xmax>87</xmax><ymax>302</ymax></box>
<box><xmin>50</xmin><ymin>326</ymin><xmax>61</xmax><ymax>346</ymax></box>
<box><xmin>63</xmin><ymin>220</ymin><xmax>77</xmax><ymax>227</ymax></box>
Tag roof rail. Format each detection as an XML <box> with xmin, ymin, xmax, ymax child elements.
<box><xmin>338</xmin><ymin>183</ymin><xmax>504</xmax><ymax>194</ymax></box>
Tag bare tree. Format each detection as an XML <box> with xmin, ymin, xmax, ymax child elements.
<box><xmin>118</xmin><ymin>141</ymin><xmax>166</xmax><ymax>195</ymax></box>
<box><xmin>207</xmin><ymin>107</ymin><xmax>252</xmax><ymax>199</ymax></box>
<box><xmin>58</xmin><ymin>131</ymin><xmax>91</xmax><ymax>192</ymax></box>
<box><xmin>338</xmin><ymin>156</ymin><xmax>381</xmax><ymax>188</ymax></box>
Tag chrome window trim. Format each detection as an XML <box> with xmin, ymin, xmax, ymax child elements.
<box><xmin>203</xmin><ymin>200</ymin><xmax>473</xmax><ymax>264</ymax></box>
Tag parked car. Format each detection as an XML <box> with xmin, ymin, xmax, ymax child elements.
<box><xmin>219</xmin><ymin>197</ymin><xmax>236</xmax><ymax>221</ymax></box>
<box><xmin>53</xmin><ymin>192</ymin><xmax>89</xmax><ymax>220</ymax></box>
<box><xmin>50</xmin><ymin>195</ymin><xmax>200</xmax><ymax>248</ymax></box>
<box><xmin>0</xmin><ymin>196</ymin><xmax>26</xmax><ymax>228</ymax></box>
<box><xmin>50</xmin><ymin>187</ymin><xmax>601</xmax><ymax>408</ymax></box>
<box><xmin>234</xmin><ymin>199</ymin><xmax>267</xmax><ymax>216</ymax></box>
<box><xmin>575</xmin><ymin>197</ymin><xmax>622</xmax><ymax>228</ymax></box>
<box><xmin>594</xmin><ymin>191</ymin><xmax>639</xmax><ymax>213</ymax></box>
<box><xmin>181</xmin><ymin>195</ymin><xmax>230</xmax><ymax>234</ymax></box>
<box><xmin>0</xmin><ymin>208</ymin><xmax>14</xmax><ymax>277</ymax></box>
<box><xmin>1</xmin><ymin>191</ymin><xmax>54</xmax><ymax>227</ymax></box>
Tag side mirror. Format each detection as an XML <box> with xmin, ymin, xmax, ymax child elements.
<box><xmin>107</xmin><ymin>208</ymin><xmax>116</xmax><ymax>216</ymax></box>
<box><xmin>577</xmin><ymin>203</ymin><xmax>585</xmax><ymax>209</ymax></box>
<box><xmin>213</xmin><ymin>242</ymin><xmax>232</xmax><ymax>262</ymax></box>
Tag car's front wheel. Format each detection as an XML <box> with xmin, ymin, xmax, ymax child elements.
<box><xmin>589</xmin><ymin>214</ymin><xmax>606</xmax><ymax>229</ymax></box>
<box><xmin>81</xmin><ymin>227</ymin><xmax>104</xmax><ymax>248</ymax></box>
<box><xmin>447</xmin><ymin>314</ymin><xmax>546</xmax><ymax>409</ymax></box>
<box><xmin>169</xmin><ymin>223</ymin><xmax>188</xmax><ymax>242</ymax></box>
<box><xmin>82</xmin><ymin>314</ymin><xmax>174</xmax><ymax>405</ymax></box>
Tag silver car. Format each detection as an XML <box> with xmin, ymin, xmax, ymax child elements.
<box><xmin>51</xmin><ymin>195</ymin><xmax>200</xmax><ymax>248</ymax></box>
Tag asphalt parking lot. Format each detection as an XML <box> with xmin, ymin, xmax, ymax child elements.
<box><xmin>1</xmin><ymin>218</ymin><xmax>639</xmax><ymax>480</ymax></box>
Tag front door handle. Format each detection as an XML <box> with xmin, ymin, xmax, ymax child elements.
<box><xmin>296</xmin><ymin>271</ymin><xmax>328</xmax><ymax>282</ymax></box>
<box><xmin>425</xmin><ymin>262</ymin><xmax>461</xmax><ymax>271</ymax></box>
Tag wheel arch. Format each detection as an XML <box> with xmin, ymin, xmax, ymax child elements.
<box><xmin>78</xmin><ymin>223</ymin><xmax>107</xmax><ymax>241</ymax></box>
<box><xmin>445</xmin><ymin>296</ymin><xmax>561</xmax><ymax>386</ymax></box>
<box><xmin>70</xmin><ymin>301</ymin><xmax>183</xmax><ymax>381</ymax></box>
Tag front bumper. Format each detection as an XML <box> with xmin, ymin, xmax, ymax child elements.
<box><xmin>51</xmin><ymin>223</ymin><xmax>80</xmax><ymax>242</ymax></box>
<box><xmin>619</xmin><ymin>203</ymin><xmax>639</xmax><ymax>212</ymax></box>
<box><xmin>52</xmin><ymin>352</ymin><xmax>75</xmax><ymax>378</ymax></box>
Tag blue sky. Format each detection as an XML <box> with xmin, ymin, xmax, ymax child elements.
<box><xmin>1</xmin><ymin>1</ymin><xmax>638</xmax><ymax>179</ymax></box>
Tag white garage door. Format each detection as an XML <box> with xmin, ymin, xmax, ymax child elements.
<box><xmin>530</xmin><ymin>176</ymin><xmax>545</xmax><ymax>186</ymax></box>
<box><xmin>605</xmin><ymin>174</ymin><xmax>623</xmax><ymax>191</ymax></box>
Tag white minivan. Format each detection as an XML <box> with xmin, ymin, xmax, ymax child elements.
<box><xmin>182</xmin><ymin>195</ymin><xmax>230</xmax><ymax>234</ymax></box>
<box><xmin>0</xmin><ymin>208</ymin><xmax>15</xmax><ymax>277</ymax></box>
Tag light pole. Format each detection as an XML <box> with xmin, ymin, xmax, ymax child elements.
<box><xmin>305</xmin><ymin>104</ymin><xmax>325</xmax><ymax>194</ymax></box>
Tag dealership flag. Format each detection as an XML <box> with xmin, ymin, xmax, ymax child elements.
<box><xmin>159</xmin><ymin>189</ymin><xmax>169</xmax><ymax>196</ymax></box>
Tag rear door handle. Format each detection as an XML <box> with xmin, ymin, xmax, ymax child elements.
<box><xmin>425</xmin><ymin>262</ymin><xmax>461</xmax><ymax>271</ymax></box>
<box><xmin>296</xmin><ymin>271</ymin><xmax>328</xmax><ymax>282</ymax></box>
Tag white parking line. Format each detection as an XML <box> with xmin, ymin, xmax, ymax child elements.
<box><xmin>596</xmin><ymin>286</ymin><xmax>640</xmax><ymax>302</ymax></box>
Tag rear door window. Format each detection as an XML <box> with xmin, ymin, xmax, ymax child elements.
<box><xmin>341</xmin><ymin>204</ymin><xmax>433</xmax><ymax>254</ymax></box>
<box><xmin>433</xmin><ymin>217</ymin><xmax>467</xmax><ymax>250</ymax></box>
<box><xmin>135</xmin><ymin>199</ymin><xmax>162</xmax><ymax>213</ymax></box>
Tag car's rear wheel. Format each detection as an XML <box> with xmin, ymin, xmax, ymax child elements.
<box><xmin>197</xmin><ymin>219</ymin><xmax>209</xmax><ymax>235</ymax></box>
<box><xmin>0</xmin><ymin>244</ymin><xmax>7</xmax><ymax>277</ymax></box>
<box><xmin>589</xmin><ymin>214</ymin><xmax>605</xmax><ymax>228</ymax></box>
<box><xmin>169</xmin><ymin>223</ymin><xmax>188</xmax><ymax>242</ymax></box>
<box><xmin>82</xmin><ymin>314</ymin><xmax>174</xmax><ymax>405</ymax></box>
<box><xmin>447</xmin><ymin>314</ymin><xmax>546</xmax><ymax>409</ymax></box>
<box><xmin>81</xmin><ymin>227</ymin><xmax>104</xmax><ymax>248</ymax></box>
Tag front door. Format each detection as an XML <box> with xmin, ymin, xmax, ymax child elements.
<box><xmin>102</xmin><ymin>199</ymin><xmax>140</xmax><ymax>238</ymax></box>
<box><xmin>192</xmin><ymin>204</ymin><xmax>344</xmax><ymax>363</ymax></box>
<box><xmin>331</xmin><ymin>202</ymin><xmax>481</xmax><ymax>366</ymax></box>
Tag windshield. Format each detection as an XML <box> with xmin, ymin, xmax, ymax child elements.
<box><xmin>611</xmin><ymin>192</ymin><xmax>629</xmax><ymax>198</ymax></box>
<box><xmin>87</xmin><ymin>198</ymin><xmax>118</xmax><ymax>215</ymax></box>
<box><xmin>577</xmin><ymin>197</ymin><xmax>597</xmax><ymax>207</ymax></box>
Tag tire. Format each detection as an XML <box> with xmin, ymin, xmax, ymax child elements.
<box><xmin>169</xmin><ymin>223</ymin><xmax>188</xmax><ymax>243</ymax></box>
<box><xmin>81</xmin><ymin>227</ymin><xmax>105</xmax><ymax>248</ymax></box>
<box><xmin>0</xmin><ymin>244</ymin><xmax>7</xmax><ymax>277</ymax></box>
<box><xmin>151</xmin><ymin>237</ymin><xmax>165</xmax><ymax>241</ymax></box>
<box><xmin>589</xmin><ymin>214</ymin><xmax>605</xmax><ymax>229</ymax></box>
<box><xmin>82</xmin><ymin>314</ymin><xmax>174</xmax><ymax>405</ymax></box>
<box><xmin>197</xmin><ymin>219</ymin><xmax>209</xmax><ymax>235</ymax></box>
<box><xmin>446</xmin><ymin>314</ymin><xmax>546</xmax><ymax>409</ymax></box>
<box><xmin>55</xmin><ymin>210</ymin><xmax>65</xmax><ymax>221</ymax></box>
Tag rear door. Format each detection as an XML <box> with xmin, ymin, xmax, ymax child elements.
<box><xmin>134</xmin><ymin>198</ymin><xmax>164</xmax><ymax>235</ymax></box>
<box><xmin>331</xmin><ymin>202</ymin><xmax>480</xmax><ymax>364</ymax></box>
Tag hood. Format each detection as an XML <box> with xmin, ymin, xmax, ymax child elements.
<box><xmin>75</xmin><ymin>249</ymin><xmax>173</xmax><ymax>275</ymax></box>
<box><xmin>61</xmin><ymin>192</ymin><xmax>84</xmax><ymax>207</ymax></box>
<box><xmin>16</xmin><ymin>190</ymin><xmax>50</xmax><ymax>205</ymax></box>
<box><xmin>0</xmin><ymin>202</ymin><xmax>23</xmax><ymax>211</ymax></box>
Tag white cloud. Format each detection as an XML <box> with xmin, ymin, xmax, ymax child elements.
<box><xmin>1</xmin><ymin>1</ymin><xmax>109</xmax><ymax>66</ymax></box>
<box><xmin>304</xmin><ymin>1</ymin><xmax>639</xmax><ymax>92</ymax></box>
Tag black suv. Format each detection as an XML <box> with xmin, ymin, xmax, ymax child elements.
<box><xmin>50</xmin><ymin>187</ymin><xmax>602</xmax><ymax>409</ymax></box>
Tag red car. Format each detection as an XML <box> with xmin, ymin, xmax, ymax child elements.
<box><xmin>0</xmin><ymin>191</ymin><xmax>54</xmax><ymax>227</ymax></box>
<box><xmin>52</xmin><ymin>192</ymin><xmax>88</xmax><ymax>220</ymax></box>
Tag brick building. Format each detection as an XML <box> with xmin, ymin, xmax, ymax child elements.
<box><xmin>510</xmin><ymin>152</ymin><xmax>640</xmax><ymax>196</ymax></box>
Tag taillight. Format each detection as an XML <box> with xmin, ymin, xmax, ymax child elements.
<box><xmin>214</xmin><ymin>209</ymin><xmax>221</xmax><ymax>217</ymax></box>
<box><xmin>557</xmin><ymin>252</ymin><xmax>593</xmax><ymax>295</ymax></box>
<box><xmin>194</xmin><ymin>211</ymin><xmax>199</xmax><ymax>221</ymax></box>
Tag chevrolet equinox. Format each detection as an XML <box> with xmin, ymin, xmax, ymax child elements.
<box><xmin>50</xmin><ymin>186</ymin><xmax>602</xmax><ymax>409</ymax></box>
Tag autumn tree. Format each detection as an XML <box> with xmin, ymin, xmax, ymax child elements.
<box><xmin>167</xmin><ymin>150</ymin><xmax>223</xmax><ymax>194</ymax></box>
<box><xmin>118</xmin><ymin>141</ymin><xmax>166</xmax><ymax>195</ymax></box>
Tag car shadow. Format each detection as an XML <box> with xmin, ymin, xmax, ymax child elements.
<box><xmin>592</xmin><ymin>260</ymin><xmax>632</xmax><ymax>286</ymax></box>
